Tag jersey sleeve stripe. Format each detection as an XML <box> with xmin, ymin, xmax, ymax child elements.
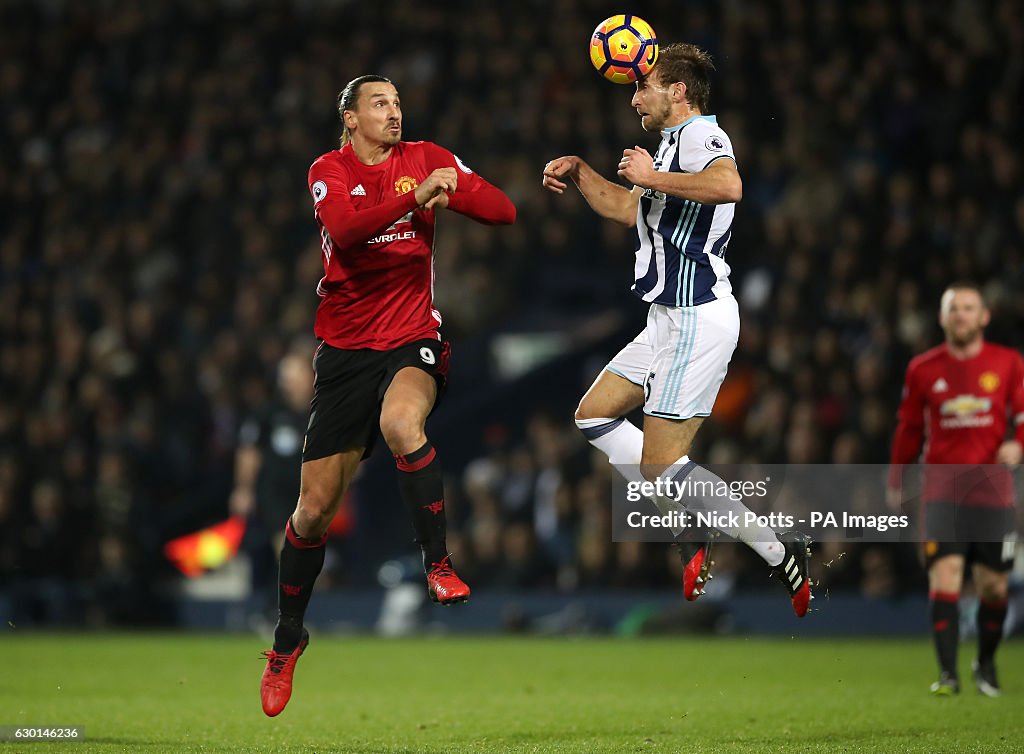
<box><xmin>702</xmin><ymin>154</ymin><xmax>736</xmax><ymax>170</ymax></box>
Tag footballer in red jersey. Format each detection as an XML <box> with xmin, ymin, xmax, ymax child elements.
<box><xmin>260</xmin><ymin>75</ymin><xmax>515</xmax><ymax>717</ymax></box>
<box><xmin>888</xmin><ymin>283</ymin><xmax>1024</xmax><ymax>697</ymax></box>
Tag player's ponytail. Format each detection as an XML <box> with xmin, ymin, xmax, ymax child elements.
<box><xmin>337</xmin><ymin>74</ymin><xmax>393</xmax><ymax>147</ymax></box>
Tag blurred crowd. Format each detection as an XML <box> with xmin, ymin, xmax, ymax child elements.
<box><xmin>1</xmin><ymin>0</ymin><xmax>1022</xmax><ymax>625</ymax></box>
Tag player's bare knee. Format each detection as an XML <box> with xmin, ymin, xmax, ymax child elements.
<box><xmin>294</xmin><ymin>486</ymin><xmax>340</xmax><ymax>537</ymax></box>
<box><xmin>380</xmin><ymin>412</ymin><xmax>425</xmax><ymax>455</ymax></box>
<box><xmin>976</xmin><ymin>572</ymin><xmax>1009</xmax><ymax>602</ymax></box>
<box><xmin>929</xmin><ymin>558</ymin><xmax>963</xmax><ymax>593</ymax></box>
<box><xmin>574</xmin><ymin>398</ymin><xmax>597</xmax><ymax>423</ymax></box>
<box><xmin>980</xmin><ymin>581</ymin><xmax>1009</xmax><ymax>603</ymax></box>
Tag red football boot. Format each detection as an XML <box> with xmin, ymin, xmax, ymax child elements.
<box><xmin>260</xmin><ymin>629</ymin><xmax>308</xmax><ymax>717</ymax></box>
<box><xmin>772</xmin><ymin>532</ymin><xmax>813</xmax><ymax>617</ymax></box>
<box><xmin>675</xmin><ymin>536</ymin><xmax>716</xmax><ymax>601</ymax></box>
<box><xmin>427</xmin><ymin>554</ymin><xmax>471</xmax><ymax>604</ymax></box>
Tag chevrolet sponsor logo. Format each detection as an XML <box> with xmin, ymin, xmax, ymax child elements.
<box><xmin>368</xmin><ymin>230</ymin><xmax>416</xmax><ymax>244</ymax></box>
<box><xmin>939</xmin><ymin>394</ymin><xmax>991</xmax><ymax>417</ymax></box>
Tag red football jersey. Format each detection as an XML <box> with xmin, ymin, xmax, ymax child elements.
<box><xmin>307</xmin><ymin>141</ymin><xmax>515</xmax><ymax>350</ymax></box>
<box><xmin>890</xmin><ymin>341</ymin><xmax>1024</xmax><ymax>506</ymax></box>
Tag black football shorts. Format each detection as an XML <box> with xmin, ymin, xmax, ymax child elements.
<box><xmin>302</xmin><ymin>338</ymin><xmax>450</xmax><ymax>462</ymax></box>
<box><xmin>922</xmin><ymin>501</ymin><xmax>1018</xmax><ymax>572</ymax></box>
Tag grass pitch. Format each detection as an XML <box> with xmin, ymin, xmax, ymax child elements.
<box><xmin>1</xmin><ymin>633</ymin><xmax>1021</xmax><ymax>753</ymax></box>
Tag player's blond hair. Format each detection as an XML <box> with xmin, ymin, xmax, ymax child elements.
<box><xmin>337</xmin><ymin>74</ymin><xmax>392</xmax><ymax>147</ymax></box>
<box><xmin>652</xmin><ymin>43</ymin><xmax>715</xmax><ymax>113</ymax></box>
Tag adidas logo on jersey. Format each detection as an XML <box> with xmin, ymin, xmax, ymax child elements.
<box><xmin>350</xmin><ymin>184</ymin><xmax>366</xmax><ymax>196</ymax></box>
<box><xmin>932</xmin><ymin>378</ymin><xmax>949</xmax><ymax>393</ymax></box>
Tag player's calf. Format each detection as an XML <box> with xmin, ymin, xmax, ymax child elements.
<box><xmin>392</xmin><ymin>441</ymin><xmax>472</xmax><ymax>604</ymax></box>
<box><xmin>273</xmin><ymin>518</ymin><xmax>327</xmax><ymax>651</ymax></box>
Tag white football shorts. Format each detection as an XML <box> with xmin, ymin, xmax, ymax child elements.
<box><xmin>605</xmin><ymin>296</ymin><xmax>740</xmax><ymax>419</ymax></box>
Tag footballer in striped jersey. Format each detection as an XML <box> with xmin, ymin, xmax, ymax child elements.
<box><xmin>543</xmin><ymin>43</ymin><xmax>812</xmax><ymax>616</ymax></box>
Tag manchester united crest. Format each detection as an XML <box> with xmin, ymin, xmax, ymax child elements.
<box><xmin>394</xmin><ymin>175</ymin><xmax>418</xmax><ymax>195</ymax></box>
<box><xmin>979</xmin><ymin>371</ymin><xmax>1000</xmax><ymax>393</ymax></box>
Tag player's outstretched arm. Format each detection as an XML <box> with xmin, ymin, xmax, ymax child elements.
<box><xmin>543</xmin><ymin>155</ymin><xmax>640</xmax><ymax>227</ymax></box>
<box><xmin>618</xmin><ymin>147</ymin><xmax>742</xmax><ymax>205</ymax></box>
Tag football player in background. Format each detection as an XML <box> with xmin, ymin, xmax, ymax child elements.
<box><xmin>231</xmin><ymin>343</ymin><xmax>316</xmax><ymax>625</ymax></box>
<box><xmin>889</xmin><ymin>282</ymin><xmax>1023</xmax><ymax>696</ymax></box>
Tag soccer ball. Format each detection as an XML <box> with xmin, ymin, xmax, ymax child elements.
<box><xmin>589</xmin><ymin>15</ymin><xmax>658</xmax><ymax>84</ymax></box>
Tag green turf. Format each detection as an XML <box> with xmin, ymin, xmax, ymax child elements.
<box><xmin>1</xmin><ymin>634</ymin><xmax>1021</xmax><ymax>753</ymax></box>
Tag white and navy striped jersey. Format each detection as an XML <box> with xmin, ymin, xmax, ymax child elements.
<box><xmin>632</xmin><ymin>115</ymin><xmax>735</xmax><ymax>307</ymax></box>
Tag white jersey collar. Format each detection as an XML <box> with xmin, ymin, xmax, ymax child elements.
<box><xmin>662</xmin><ymin>114</ymin><xmax>717</xmax><ymax>136</ymax></box>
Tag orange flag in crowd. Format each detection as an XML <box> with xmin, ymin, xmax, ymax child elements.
<box><xmin>164</xmin><ymin>516</ymin><xmax>247</xmax><ymax>577</ymax></box>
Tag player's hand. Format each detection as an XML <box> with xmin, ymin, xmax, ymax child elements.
<box><xmin>423</xmin><ymin>191</ymin><xmax>449</xmax><ymax>212</ymax></box>
<box><xmin>885</xmin><ymin>485</ymin><xmax>903</xmax><ymax>512</ymax></box>
<box><xmin>617</xmin><ymin>146</ymin><xmax>655</xmax><ymax>187</ymax></box>
<box><xmin>542</xmin><ymin>156</ymin><xmax>580</xmax><ymax>194</ymax></box>
<box><xmin>229</xmin><ymin>488</ymin><xmax>255</xmax><ymax>517</ymax></box>
<box><xmin>996</xmin><ymin>440</ymin><xmax>1023</xmax><ymax>466</ymax></box>
<box><xmin>415</xmin><ymin>168</ymin><xmax>458</xmax><ymax>206</ymax></box>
